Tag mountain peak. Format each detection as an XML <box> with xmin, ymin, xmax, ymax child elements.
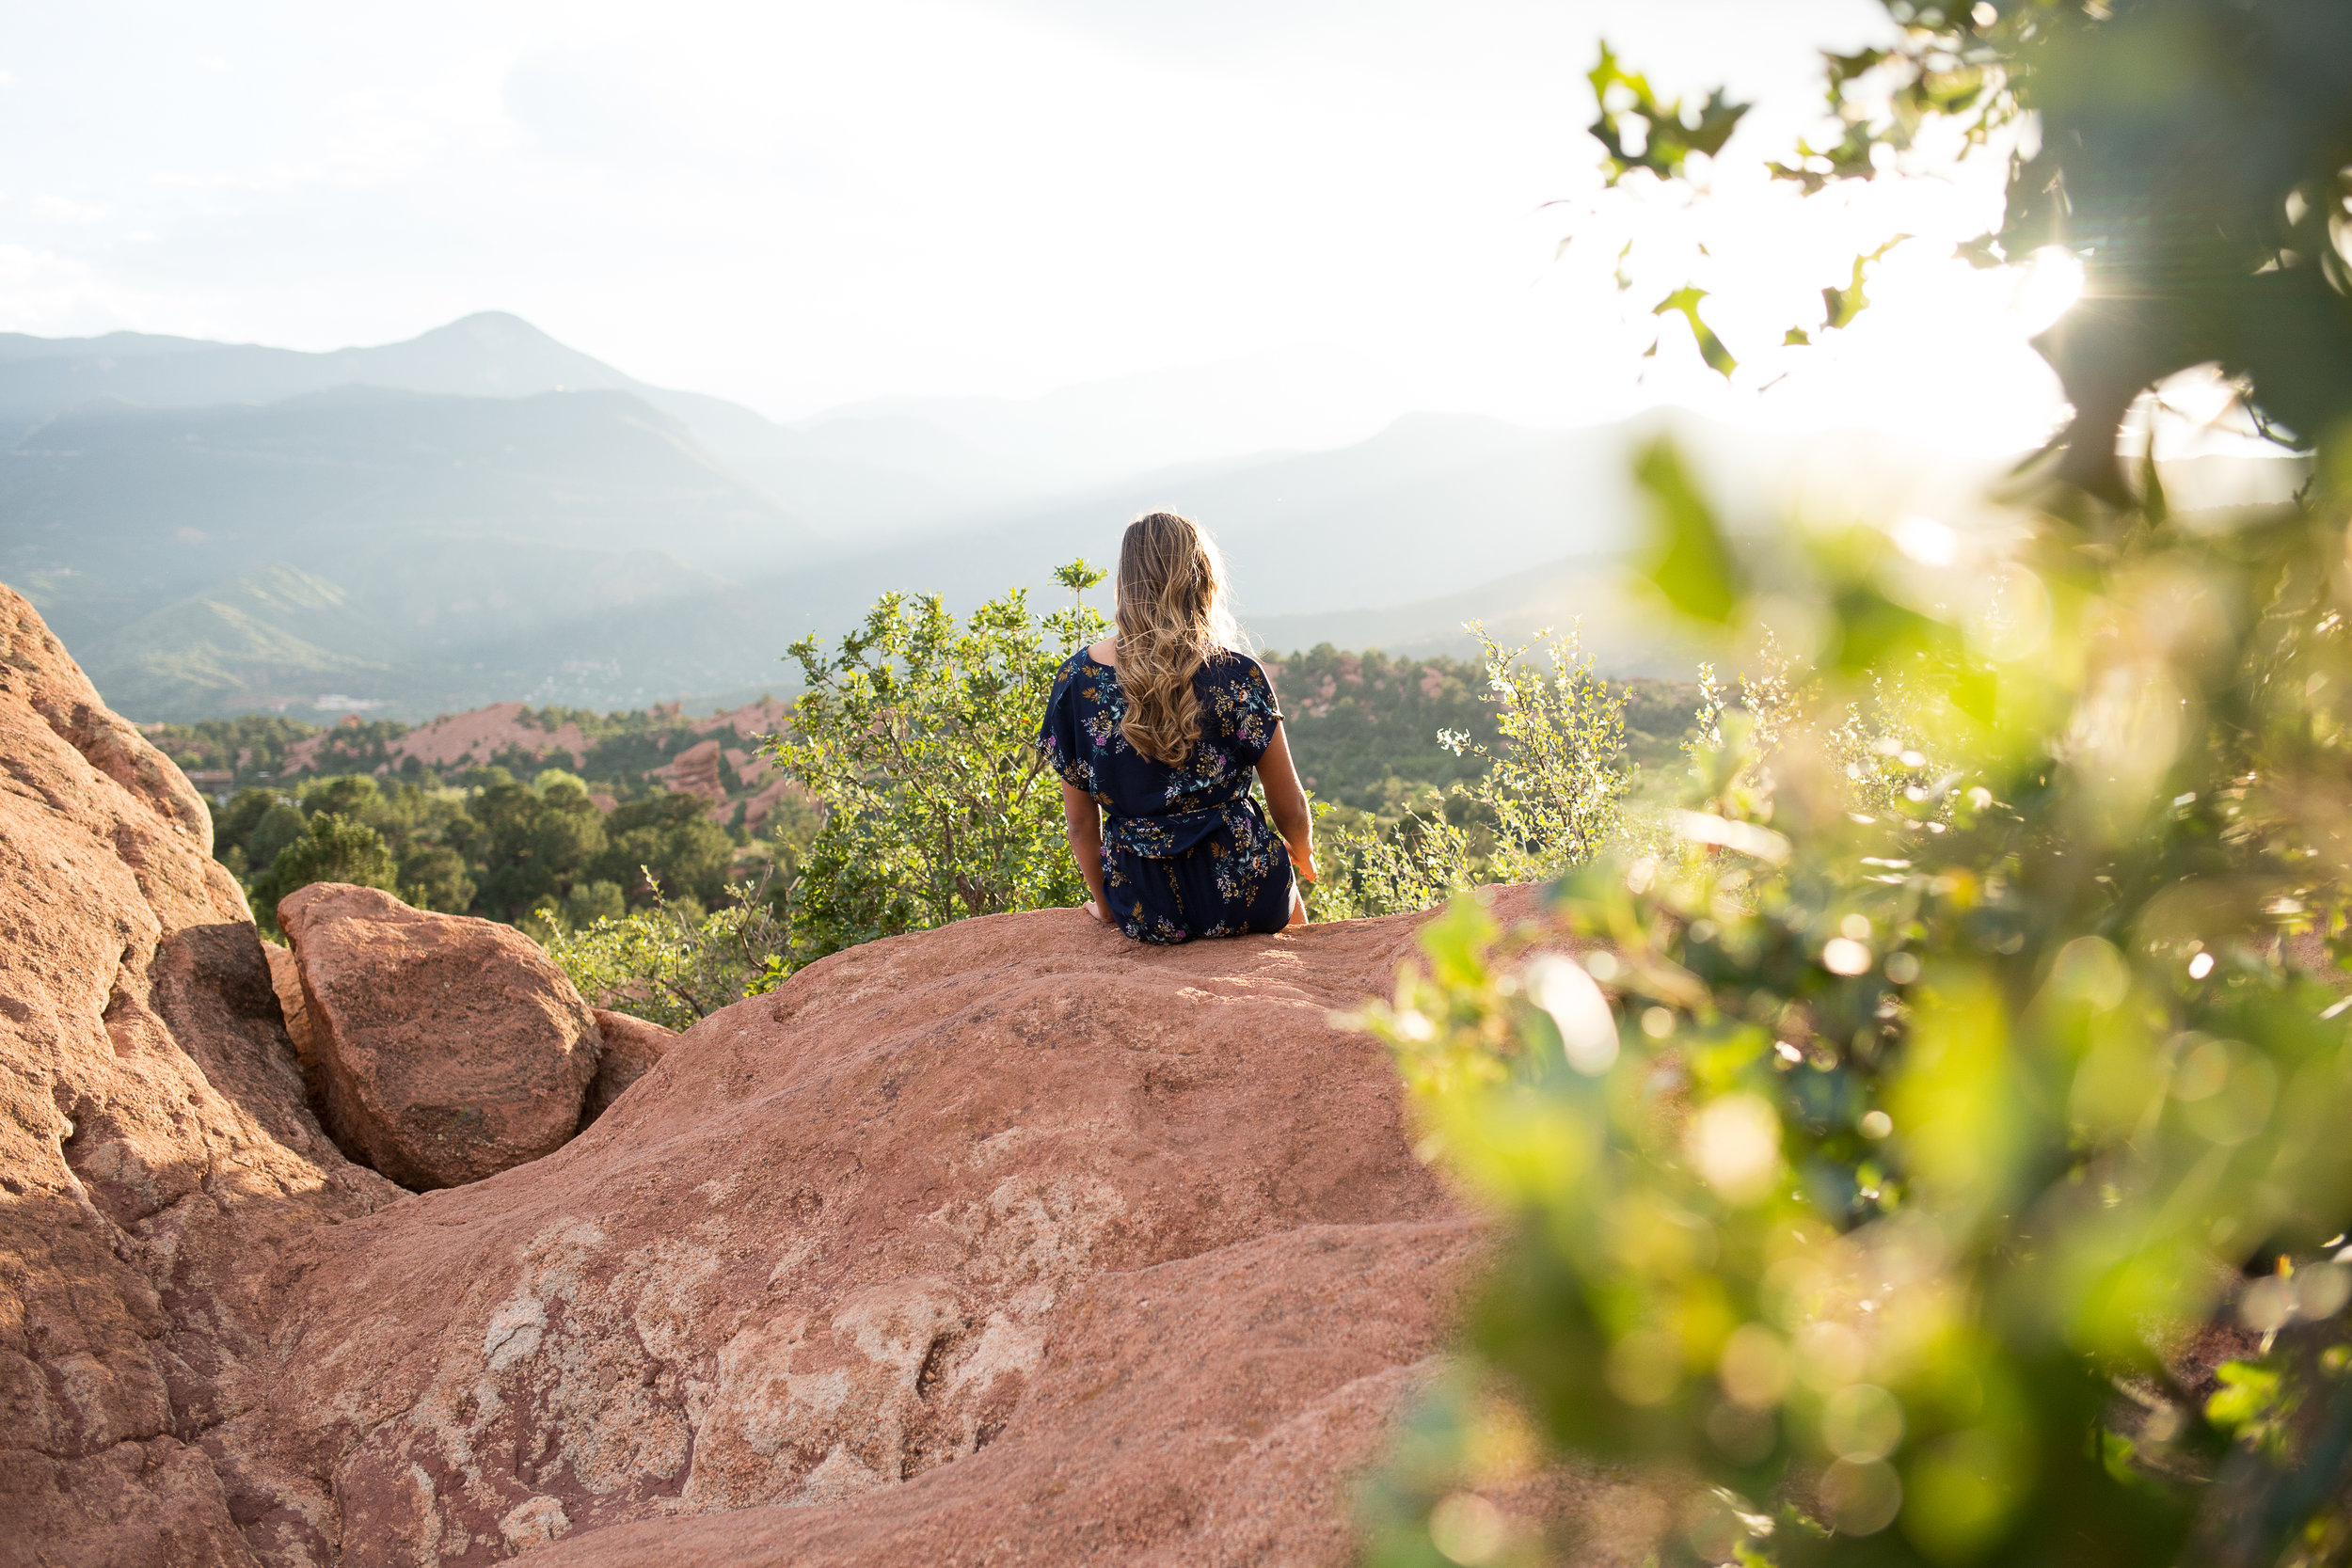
<box><xmin>406</xmin><ymin>310</ymin><xmax>570</xmax><ymax>348</ymax></box>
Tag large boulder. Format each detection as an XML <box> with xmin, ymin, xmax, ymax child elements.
<box><xmin>224</xmin><ymin>883</ymin><xmax>1659</xmax><ymax>1566</ymax></box>
<box><xmin>0</xmin><ymin>583</ymin><xmax>400</xmax><ymax>1565</ymax></box>
<box><xmin>278</xmin><ymin>883</ymin><xmax>604</xmax><ymax>1189</ymax></box>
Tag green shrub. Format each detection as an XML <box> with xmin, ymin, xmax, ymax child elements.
<box><xmin>590</xmin><ymin>792</ymin><xmax>733</xmax><ymax>910</ymax></box>
<box><xmin>1354</xmin><ymin>454</ymin><xmax>2352</xmax><ymax>1562</ymax></box>
<box><xmin>1313</xmin><ymin>625</ymin><xmax>1629</xmax><ymax>920</ymax></box>
<box><xmin>764</xmin><ymin>562</ymin><xmax>1107</xmax><ymax>969</ymax></box>
<box><xmin>212</xmin><ymin>786</ymin><xmax>280</xmax><ymax>857</ymax></box>
<box><xmin>559</xmin><ymin>878</ymin><xmax>627</xmax><ymax>929</ymax></box>
<box><xmin>536</xmin><ymin>874</ymin><xmax>787</xmax><ymax>1032</ymax></box>
<box><xmin>245</xmin><ymin>801</ymin><xmax>309</xmax><ymax>872</ymax></box>
<box><xmin>469</xmin><ymin>773</ymin><xmax>607</xmax><ymax>919</ymax></box>
<box><xmin>397</xmin><ymin>845</ymin><xmax>478</xmax><ymax>915</ymax></box>
<box><xmin>300</xmin><ymin>773</ymin><xmax>382</xmax><ymax>822</ymax></box>
<box><xmin>249</xmin><ymin>813</ymin><xmax>398</xmax><ymax>930</ymax></box>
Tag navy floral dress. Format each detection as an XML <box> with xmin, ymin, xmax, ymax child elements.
<box><xmin>1038</xmin><ymin>648</ymin><xmax>1294</xmax><ymax>943</ymax></box>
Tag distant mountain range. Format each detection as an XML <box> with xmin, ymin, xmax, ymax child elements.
<box><xmin>1</xmin><ymin>309</ymin><xmax>2192</xmax><ymax>721</ymax></box>
<box><xmin>0</xmin><ymin>313</ymin><xmax>1030</xmax><ymax>541</ymax></box>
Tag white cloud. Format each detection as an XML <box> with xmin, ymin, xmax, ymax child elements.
<box><xmin>34</xmin><ymin>195</ymin><xmax>108</xmax><ymax>225</ymax></box>
<box><xmin>0</xmin><ymin>244</ymin><xmax>170</xmax><ymax>335</ymax></box>
<box><xmin>0</xmin><ymin>0</ymin><xmax>2059</xmax><ymax>452</ymax></box>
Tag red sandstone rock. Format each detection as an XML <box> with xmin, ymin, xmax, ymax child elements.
<box><xmin>0</xmin><ymin>583</ymin><xmax>400</xmax><ymax>1564</ymax></box>
<box><xmin>220</xmin><ymin>882</ymin><xmax>1661</xmax><ymax>1566</ymax></box>
<box><xmin>653</xmin><ymin>731</ymin><xmax>803</xmax><ymax>828</ymax></box>
<box><xmin>284</xmin><ymin>700</ymin><xmax>594</xmax><ymax>779</ymax></box>
<box><xmin>653</xmin><ymin>736</ymin><xmax>726</xmax><ymax>804</ymax></box>
<box><xmin>585</xmin><ymin>1006</ymin><xmax>675</xmax><ymax>1124</ymax></box>
<box><xmin>278</xmin><ymin>883</ymin><xmax>604</xmax><ymax>1190</ymax></box>
<box><xmin>694</xmin><ymin>696</ymin><xmax>791</xmax><ymax>741</ymax></box>
<box><xmin>4</xmin><ymin>580</ymin><xmax>1660</xmax><ymax>1567</ymax></box>
<box><xmin>736</xmin><ymin>773</ymin><xmax>807</xmax><ymax>835</ymax></box>
<box><xmin>263</xmin><ymin>939</ymin><xmax>322</xmax><ymax>1071</ymax></box>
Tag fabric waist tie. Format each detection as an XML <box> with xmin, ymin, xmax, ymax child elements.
<box><xmin>1103</xmin><ymin>798</ymin><xmax>1260</xmax><ymax>859</ymax></box>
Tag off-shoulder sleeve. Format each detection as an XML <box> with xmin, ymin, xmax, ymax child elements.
<box><xmin>1037</xmin><ymin>656</ymin><xmax>1092</xmax><ymax>789</ymax></box>
<box><xmin>1224</xmin><ymin>655</ymin><xmax>1285</xmax><ymax>769</ymax></box>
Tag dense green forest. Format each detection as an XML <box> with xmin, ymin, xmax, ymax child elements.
<box><xmin>152</xmin><ymin>702</ymin><xmax>805</xmax><ymax>933</ymax></box>
<box><xmin>206</xmin><ymin>768</ymin><xmax>766</xmax><ymax>932</ymax></box>
<box><xmin>156</xmin><ymin>654</ymin><xmax>1699</xmax><ymax>939</ymax></box>
<box><xmin>147</xmin><ymin>702</ymin><xmax>784</xmax><ymax>801</ymax></box>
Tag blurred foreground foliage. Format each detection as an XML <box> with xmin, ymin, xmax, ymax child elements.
<box><xmin>1356</xmin><ymin>3</ymin><xmax>2352</xmax><ymax>1565</ymax></box>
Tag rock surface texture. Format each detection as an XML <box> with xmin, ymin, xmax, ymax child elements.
<box><xmin>584</xmin><ymin>1008</ymin><xmax>674</xmax><ymax>1126</ymax></box>
<box><xmin>278</xmin><ymin>884</ymin><xmax>603</xmax><ymax>1191</ymax></box>
<box><xmin>0</xmin><ymin>584</ymin><xmax>402</xmax><ymax>1564</ymax></box>
<box><xmin>1</xmin><ymin>582</ymin><xmax>1655</xmax><ymax>1565</ymax></box>
<box><xmin>262</xmin><ymin>942</ymin><xmax>321</xmax><ymax>1072</ymax></box>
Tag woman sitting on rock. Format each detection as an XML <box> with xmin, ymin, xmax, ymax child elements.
<box><xmin>1038</xmin><ymin>511</ymin><xmax>1315</xmax><ymax>942</ymax></box>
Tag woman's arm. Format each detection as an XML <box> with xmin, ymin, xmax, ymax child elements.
<box><xmin>1062</xmin><ymin>781</ymin><xmax>1112</xmax><ymax>920</ymax></box>
<box><xmin>1254</xmin><ymin>722</ymin><xmax>1317</xmax><ymax>883</ymax></box>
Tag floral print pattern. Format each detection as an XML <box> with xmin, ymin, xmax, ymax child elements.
<box><xmin>1039</xmin><ymin>648</ymin><xmax>1292</xmax><ymax>943</ymax></box>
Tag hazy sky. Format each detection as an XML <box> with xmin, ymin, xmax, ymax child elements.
<box><xmin>0</xmin><ymin>1</ymin><xmax>2064</xmax><ymax>446</ymax></box>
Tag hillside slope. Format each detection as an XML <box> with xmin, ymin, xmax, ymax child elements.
<box><xmin>8</xmin><ymin>384</ymin><xmax>799</xmax><ymax>575</ymax></box>
<box><xmin>2</xmin><ymin>386</ymin><xmax>809</xmax><ymax>716</ymax></box>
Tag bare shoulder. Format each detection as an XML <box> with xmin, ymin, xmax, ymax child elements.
<box><xmin>1088</xmin><ymin>637</ymin><xmax>1119</xmax><ymax>668</ymax></box>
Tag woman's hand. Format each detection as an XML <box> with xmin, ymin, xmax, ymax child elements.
<box><xmin>1287</xmin><ymin>839</ymin><xmax>1317</xmax><ymax>884</ymax></box>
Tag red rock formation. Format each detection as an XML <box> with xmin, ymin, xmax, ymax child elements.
<box><xmin>734</xmin><ymin>773</ymin><xmax>807</xmax><ymax>834</ymax></box>
<box><xmin>655</xmin><ymin>736</ymin><xmax>808</xmax><ymax>829</ymax></box>
<box><xmin>278</xmin><ymin>883</ymin><xmax>603</xmax><ymax>1190</ymax></box>
<box><xmin>0</xmin><ymin>584</ymin><xmax>401</xmax><ymax>1563</ymax></box>
<box><xmin>585</xmin><ymin>1007</ymin><xmax>674</xmax><ymax>1125</ymax></box>
<box><xmin>215</xmin><ymin>888</ymin><xmax>1659</xmax><ymax>1566</ymax></box>
<box><xmin>3</xmin><ymin>581</ymin><xmax>1655</xmax><ymax>1565</ymax></box>
<box><xmin>693</xmin><ymin>697</ymin><xmax>791</xmax><ymax>743</ymax></box>
<box><xmin>283</xmin><ymin>701</ymin><xmax>595</xmax><ymax>779</ymax></box>
<box><xmin>262</xmin><ymin>939</ymin><xmax>322</xmax><ymax>1073</ymax></box>
<box><xmin>652</xmin><ymin>736</ymin><xmax>726</xmax><ymax>804</ymax></box>
<box><xmin>279</xmin><ymin>697</ymin><xmax>790</xmax><ymax>784</ymax></box>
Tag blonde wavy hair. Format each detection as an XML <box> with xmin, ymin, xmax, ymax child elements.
<box><xmin>1114</xmin><ymin>511</ymin><xmax>1241</xmax><ymax>765</ymax></box>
